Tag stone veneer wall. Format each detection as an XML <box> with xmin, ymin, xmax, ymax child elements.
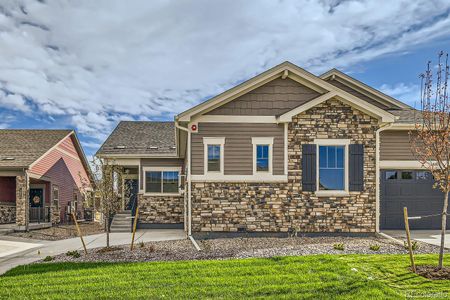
<box><xmin>15</xmin><ymin>175</ymin><xmax>28</xmax><ymax>227</ymax></box>
<box><xmin>191</xmin><ymin>99</ymin><xmax>379</xmax><ymax>233</ymax></box>
<box><xmin>0</xmin><ymin>202</ymin><xmax>16</xmax><ymax>224</ymax></box>
<box><xmin>138</xmin><ymin>194</ymin><xmax>184</xmax><ymax>224</ymax></box>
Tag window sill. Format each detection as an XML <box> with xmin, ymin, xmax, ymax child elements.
<box><xmin>314</xmin><ymin>190</ymin><xmax>349</xmax><ymax>197</ymax></box>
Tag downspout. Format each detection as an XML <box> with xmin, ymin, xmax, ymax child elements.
<box><xmin>375</xmin><ymin>122</ymin><xmax>392</xmax><ymax>233</ymax></box>
<box><xmin>175</xmin><ymin>120</ymin><xmax>192</xmax><ymax>237</ymax></box>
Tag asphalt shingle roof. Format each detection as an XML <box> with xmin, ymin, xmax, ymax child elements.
<box><xmin>96</xmin><ymin>121</ymin><xmax>177</xmax><ymax>156</ymax></box>
<box><xmin>389</xmin><ymin>109</ymin><xmax>421</xmax><ymax>124</ymax></box>
<box><xmin>0</xmin><ymin>129</ymin><xmax>72</xmax><ymax>168</ymax></box>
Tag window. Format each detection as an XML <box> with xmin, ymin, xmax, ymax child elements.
<box><xmin>401</xmin><ymin>171</ymin><xmax>413</xmax><ymax>180</ymax></box>
<box><xmin>207</xmin><ymin>145</ymin><xmax>221</xmax><ymax>172</ymax></box>
<box><xmin>52</xmin><ymin>185</ymin><xmax>59</xmax><ymax>207</ymax></box>
<box><xmin>203</xmin><ymin>137</ymin><xmax>225</xmax><ymax>174</ymax></box>
<box><xmin>385</xmin><ymin>171</ymin><xmax>397</xmax><ymax>180</ymax></box>
<box><xmin>256</xmin><ymin>145</ymin><xmax>269</xmax><ymax>172</ymax></box>
<box><xmin>144</xmin><ymin>169</ymin><xmax>180</xmax><ymax>194</ymax></box>
<box><xmin>416</xmin><ymin>171</ymin><xmax>431</xmax><ymax>180</ymax></box>
<box><xmin>252</xmin><ymin>137</ymin><xmax>273</xmax><ymax>174</ymax></box>
<box><xmin>319</xmin><ymin>145</ymin><xmax>345</xmax><ymax>190</ymax></box>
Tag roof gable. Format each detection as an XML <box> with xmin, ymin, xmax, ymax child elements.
<box><xmin>0</xmin><ymin>129</ymin><xmax>72</xmax><ymax>168</ymax></box>
<box><xmin>205</xmin><ymin>77</ymin><xmax>321</xmax><ymax>116</ymax></box>
<box><xmin>320</xmin><ymin>69</ymin><xmax>411</xmax><ymax>110</ymax></box>
<box><xmin>176</xmin><ymin>61</ymin><xmax>400</xmax><ymax>122</ymax></box>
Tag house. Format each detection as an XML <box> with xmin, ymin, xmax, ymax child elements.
<box><xmin>96</xmin><ymin>61</ymin><xmax>447</xmax><ymax>237</ymax></box>
<box><xmin>0</xmin><ymin>129</ymin><xmax>92</xmax><ymax>231</ymax></box>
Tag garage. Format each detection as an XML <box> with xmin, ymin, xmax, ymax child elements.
<box><xmin>380</xmin><ymin>169</ymin><xmax>449</xmax><ymax>230</ymax></box>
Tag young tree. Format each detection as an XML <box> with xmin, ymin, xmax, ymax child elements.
<box><xmin>410</xmin><ymin>51</ymin><xmax>449</xmax><ymax>269</ymax></box>
<box><xmin>81</xmin><ymin>157</ymin><xmax>125</xmax><ymax>248</ymax></box>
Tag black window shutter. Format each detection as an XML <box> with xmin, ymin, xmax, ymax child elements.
<box><xmin>302</xmin><ymin>144</ymin><xmax>316</xmax><ymax>192</ymax></box>
<box><xmin>349</xmin><ymin>144</ymin><xmax>364</xmax><ymax>191</ymax></box>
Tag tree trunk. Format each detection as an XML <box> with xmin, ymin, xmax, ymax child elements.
<box><xmin>105</xmin><ymin>215</ymin><xmax>110</xmax><ymax>248</ymax></box>
<box><xmin>438</xmin><ymin>191</ymin><xmax>449</xmax><ymax>269</ymax></box>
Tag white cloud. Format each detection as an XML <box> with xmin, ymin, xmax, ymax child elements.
<box><xmin>0</xmin><ymin>91</ymin><xmax>30</xmax><ymax>112</ymax></box>
<box><xmin>379</xmin><ymin>83</ymin><xmax>422</xmax><ymax>107</ymax></box>
<box><xmin>0</xmin><ymin>0</ymin><xmax>449</xmax><ymax>148</ymax></box>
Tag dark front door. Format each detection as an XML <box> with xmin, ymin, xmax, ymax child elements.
<box><xmin>124</xmin><ymin>179</ymin><xmax>138</xmax><ymax>211</ymax></box>
<box><xmin>29</xmin><ymin>188</ymin><xmax>45</xmax><ymax>222</ymax></box>
<box><xmin>380</xmin><ymin>170</ymin><xmax>449</xmax><ymax>230</ymax></box>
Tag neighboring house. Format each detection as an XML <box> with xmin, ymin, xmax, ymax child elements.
<box><xmin>97</xmin><ymin>61</ymin><xmax>447</xmax><ymax>236</ymax></box>
<box><xmin>0</xmin><ymin>129</ymin><xmax>92</xmax><ymax>230</ymax></box>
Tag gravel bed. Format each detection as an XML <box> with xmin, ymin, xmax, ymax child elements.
<box><xmin>47</xmin><ymin>236</ymin><xmax>447</xmax><ymax>264</ymax></box>
<box><xmin>9</xmin><ymin>222</ymin><xmax>104</xmax><ymax>241</ymax></box>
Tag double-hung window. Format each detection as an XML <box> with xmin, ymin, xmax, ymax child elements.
<box><xmin>144</xmin><ymin>168</ymin><xmax>180</xmax><ymax>195</ymax></box>
<box><xmin>315</xmin><ymin>139</ymin><xmax>349</xmax><ymax>193</ymax></box>
<box><xmin>319</xmin><ymin>145</ymin><xmax>345</xmax><ymax>190</ymax></box>
<box><xmin>252</xmin><ymin>137</ymin><xmax>273</xmax><ymax>174</ymax></box>
<box><xmin>203</xmin><ymin>137</ymin><xmax>225</xmax><ymax>174</ymax></box>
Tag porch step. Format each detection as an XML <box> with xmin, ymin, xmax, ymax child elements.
<box><xmin>110</xmin><ymin>210</ymin><xmax>132</xmax><ymax>233</ymax></box>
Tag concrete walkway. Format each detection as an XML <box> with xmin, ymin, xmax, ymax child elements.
<box><xmin>0</xmin><ymin>229</ymin><xmax>185</xmax><ymax>275</ymax></box>
<box><xmin>383</xmin><ymin>230</ymin><xmax>450</xmax><ymax>249</ymax></box>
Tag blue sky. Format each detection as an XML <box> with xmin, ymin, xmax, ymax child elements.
<box><xmin>0</xmin><ymin>0</ymin><xmax>449</xmax><ymax>158</ymax></box>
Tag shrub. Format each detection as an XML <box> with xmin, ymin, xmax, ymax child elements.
<box><xmin>404</xmin><ymin>241</ymin><xmax>419</xmax><ymax>251</ymax></box>
<box><xmin>148</xmin><ymin>245</ymin><xmax>155</xmax><ymax>252</ymax></box>
<box><xmin>43</xmin><ymin>256</ymin><xmax>53</xmax><ymax>262</ymax></box>
<box><xmin>333</xmin><ymin>243</ymin><xmax>345</xmax><ymax>251</ymax></box>
<box><xmin>66</xmin><ymin>250</ymin><xmax>81</xmax><ymax>258</ymax></box>
<box><xmin>369</xmin><ymin>244</ymin><xmax>380</xmax><ymax>251</ymax></box>
<box><xmin>139</xmin><ymin>241</ymin><xmax>145</xmax><ymax>248</ymax></box>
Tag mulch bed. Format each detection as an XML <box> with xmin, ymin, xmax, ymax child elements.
<box><xmin>8</xmin><ymin>222</ymin><xmax>104</xmax><ymax>241</ymax></box>
<box><xmin>44</xmin><ymin>236</ymin><xmax>448</xmax><ymax>264</ymax></box>
<box><xmin>415</xmin><ymin>265</ymin><xmax>450</xmax><ymax>280</ymax></box>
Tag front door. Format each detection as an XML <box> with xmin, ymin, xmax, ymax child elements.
<box><xmin>29</xmin><ymin>188</ymin><xmax>44</xmax><ymax>222</ymax></box>
<box><xmin>124</xmin><ymin>179</ymin><xmax>138</xmax><ymax>211</ymax></box>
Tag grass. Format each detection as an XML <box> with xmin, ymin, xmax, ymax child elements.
<box><xmin>0</xmin><ymin>254</ymin><xmax>449</xmax><ymax>299</ymax></box>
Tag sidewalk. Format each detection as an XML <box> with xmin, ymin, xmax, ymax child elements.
<box><xmin>0</xmin><ymin>229</ymin><xmax>185</xmax><ymax>275</ymax></box>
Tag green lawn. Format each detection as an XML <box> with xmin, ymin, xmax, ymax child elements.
<box><xmin>0</xmin><ymin>254</ymin><xmax>449</xmax><ymax>299</ymax></box>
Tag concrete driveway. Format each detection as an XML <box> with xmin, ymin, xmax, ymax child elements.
<box><xmin>383</xmin><ymin>230</ymin><xmax>450</xmax><ymax>249</ymax></box>
<box><xmin>0</xmin><ymin>229</ymin><xmax>185</xmax><ymax>275</ymax></box>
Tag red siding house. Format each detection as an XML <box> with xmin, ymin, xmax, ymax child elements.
<box><xmin>0</xmin><ymin>130</ymin><xmax>92</xmax><ymax>231</ymax></box>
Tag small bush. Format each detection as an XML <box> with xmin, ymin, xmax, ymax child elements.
<box><xmin>139</xmin><ymin>241</ymin><xmax>145</xmax><ymax>248</ymax></box>
<box><xmin>66</xmin><ymin>251</ymin><xmax>81</xmax><ymax>258</ymax></box>
<box><xmin>404</xmin><ymin>241</ymin><xmax>419</xmax><ymax>251</ymax></box>
<box><xmin>148</xmin><ymin>245</ymin><xmax>155</xmax><ymax>252</ymax></box>
<box><xmin>333</xmin><ymin>243</ymin><xmax>345</xmax><ymax>251</ymax></box>
<box><xmin>43</xmin><ymin>256</ymin><xmax>53</xmax><ymax>262</ymax></box>
<box><xmin>369</xmin><ymin>244</ymin><xmax>380</xmax><ymax>251</ymax></box>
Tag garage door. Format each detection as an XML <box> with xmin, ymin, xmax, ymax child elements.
<box><xmin>380</xmin><ymin>170</ymin><xmax>449</xmax><ymax>230</ymax></box>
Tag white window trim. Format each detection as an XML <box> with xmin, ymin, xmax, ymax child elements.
<box><xmin>52</xmin><ymin>185</ymin><xmax>59</xmax><ymax>208</ymax></box>
<box><xmin>142</xmin><ymin>166</ymin><xmax>182</xmax><ymax>196</ymax></box>
<box><xmin>314</xmin><ymin>139</ymin><xmax>350</xmax><ymax>197</ymax></box>
<box><xmin>203</xmin><ymin>137</ymin><xmax>225</xmax><ymax>175</ymax></box>
<box><xmin>252</xmin><ymin>137</ymin><xmax>274</xmax><ymax>175</ymax></box>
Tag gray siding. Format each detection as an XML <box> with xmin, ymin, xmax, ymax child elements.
<box><xmin>326</xmin><ymin>79</ymin><xmax>391</xmax><ymax>110</ymax></box>
<box><xmin>380</xmin><ymin>130</ymin><xmax>415</xmax><ymax>160</ymax></box>
<box><xmin>191</xmin><ymin>123</ymin><xmax>285</xmax><ymax>175</ymax></box>
<box><xmin>206</xmin><ymin>78</ymin><xmax>320</xmax><ymax>116</ymax></box>
<box><xmin>139</xmin><ymin>158</ymin><xmax>185</xmax><ymax>189</ymax></box>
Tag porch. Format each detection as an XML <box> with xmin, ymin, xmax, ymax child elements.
<box><xmin>0</xmin><ymin>172</ymin><xmax>53</xmax><ymax>231</ymax></box>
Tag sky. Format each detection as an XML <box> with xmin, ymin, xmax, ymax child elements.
<box><xmin>0</xmin><ymin>0</ymin><xmax>450</xmax><ymax>158</ymax></box>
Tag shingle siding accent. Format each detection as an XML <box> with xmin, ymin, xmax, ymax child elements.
<box><xmin>191</xmin><ymin>123</ymin><xmax>284</xmax><ymax>175</ymax></box>
<box><xmin>380</xmin><ymin>130</ymin><xmax>416</xmax><ymax>160</ymax></box>
<box><xmin>191</xmin><ymin>99</ymin><xmax>379</xmax><ymax>233</ymax></box>
<box><xmin>205</xmin><ymin>78</ymin><xmax>320</xmax><ymax>116</ymax></box>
